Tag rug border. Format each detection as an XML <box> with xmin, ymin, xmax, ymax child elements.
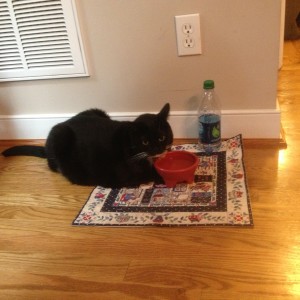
<box><xmin>239</xmin><ymin>134</ymin><xmax>254</xmax><ymax>226</ymax></box>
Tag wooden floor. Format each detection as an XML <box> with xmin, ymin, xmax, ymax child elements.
<box><xmin>1</xmin><ymin>41</ymin><xmax>300</xmax><ymax>300</ymax></box>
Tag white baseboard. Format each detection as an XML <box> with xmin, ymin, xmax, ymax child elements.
<box><xmin>0</xmin><ymin>108</ymin><xmax>281</xmax><ymax>140</ymax></box>
<box><xmin>169</xmin><ymin>109</ymin><xmax>281</xmax><ymax>139</ymax></box>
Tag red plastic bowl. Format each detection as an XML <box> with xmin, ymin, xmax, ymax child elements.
<box><xmin>154</xmin><ymin>151</ymin><xmax>199</xmax><ymax>188</ymax></box>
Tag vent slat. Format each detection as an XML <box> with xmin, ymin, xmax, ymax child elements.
<box><xmin>27</xmin><ymin>61</ymin><xmax>73</xmax><ymax>68</ymax></box>
<box><xmin>17</xmin><ymin>22</ymin><xmax>66</xmax><ymax>31</ymax></box>
<box><xmin>0</xmin><ymin>59</ymin><xmax>22</xmax><ymax>65</ymax></box>
<box><xmin>25</xmin><ymin>50</ymin><xmax>72</xmax><ymax>57</ymax></box>
<box><xmin>0</xmin><ymin>52</ymin><xmax>22</xmax><ymax>57</ymax></box>
<box><xmin>23</xmin><ymin>43</ymin><xmax>71</xmax><ymax>51</ymax></box>
<box><xmin>0</xmin><ymin>66</ymin><xmax>23</xmax><ymax>71</ymax></box>
<box><xmin>12</xmin><ymin>0</ymin><xmax>61</xmax><ymax>10</ymax></box>
<box><xmin>19</xmin><ymin>31</ymin><xmax>68</xmax><ymax>39</ymax></box>
<box><xmin>14</xmin><ymin>10</ymin><xmax>64</xmax><ymax>20</ymax></box>
<box><xmin>10</xmin><ymin>15</ymin><xmax>63</xmax><ymax>24</ymax></box>
<box><xmin>21</xmin><ymin>40</ymin><xmax>70</xmax><ymax>48</ymax></box>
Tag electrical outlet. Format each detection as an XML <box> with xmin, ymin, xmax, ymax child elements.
<box><xmin>182</xmin><ymin>23</ymin><xmax>193</xmax><ymax>34</ymax></box>
<box><xmin>183</xmin><ymin>37</ymin><xmax>195</xmax><ymax>48</ymax></box>
<box><xmin>175</xmin><ymin>13</ymin><xmax>201</xmax><ymax>56</ymax></box>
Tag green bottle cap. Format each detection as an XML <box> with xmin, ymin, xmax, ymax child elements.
<box><xmin>203</xmin><ymin>80</ymin><xmax>214</xmax><ymax>89</ymax></box>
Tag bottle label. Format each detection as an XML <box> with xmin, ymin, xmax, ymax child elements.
<box><xmin>199</xmin><ymin>114</ymin><xmax>221</xmax><ymax>144</ymax></box>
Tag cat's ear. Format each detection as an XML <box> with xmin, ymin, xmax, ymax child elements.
<box><xmin>158</xmin><ymin>103</ymin><xmax>170</xmax><ymax>120</ymax></box>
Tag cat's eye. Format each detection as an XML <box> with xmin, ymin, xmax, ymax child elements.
<box><xmin>159</xmin><ymin>136</ymin><xmax>166</xmax><ymax>142</ymax></box>
<box><xmin>142</xmin><ymin>139</ymin><xmax>149</xmax><ymax>146</ymax></box>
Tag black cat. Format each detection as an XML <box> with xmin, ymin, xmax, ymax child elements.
<box><xmin>2</xmin><ymin>103</ymin><xmax>173</xmax><ymax>188</ymax></box>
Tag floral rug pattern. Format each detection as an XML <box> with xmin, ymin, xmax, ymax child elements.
<box><xmin>73</xmin><ymin>135</ymin><xmax>253</xmax><ymax>226</ymax></box>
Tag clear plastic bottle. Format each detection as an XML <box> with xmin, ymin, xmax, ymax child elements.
<box><xmin>198</xmin><ymin>80</ymin><xmax>221</xmax><ymax>153</ymax></box>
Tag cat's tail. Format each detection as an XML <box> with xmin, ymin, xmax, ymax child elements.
<box><xmin>2</xmin><ymin>145</ymin><xmax>46</xmax><ymax>158</ymax></box>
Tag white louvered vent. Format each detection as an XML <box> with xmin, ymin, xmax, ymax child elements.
<box><xmin>0</xmin><ymin>0</ymin><xmax>88</xmax><ymax>81</ymax></box>
<box><xmin>0</xmin><ymin>0</ymin><xmax>23</xmax><ymax>71</ymax></box>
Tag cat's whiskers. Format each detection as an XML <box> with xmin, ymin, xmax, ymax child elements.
<box><xmin>127</xmin><ymin>152</ymin><xmax>149</xmax><ymax>164</ymax></box>
<box><xmin>127</xmin><ymin>145</ymin><xmax>172</xmax><ymax>165</ymax></box>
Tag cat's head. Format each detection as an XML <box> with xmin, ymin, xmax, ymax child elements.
<box><xmin>126</xmin><ymin>103</ymin><xmax>173</xmax><ymax>158</ymax></box>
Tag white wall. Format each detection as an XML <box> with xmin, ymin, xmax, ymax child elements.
<box><xmin>0</xmin><ymin>0</ymin><xmax>283</xmax><ymax>139</ymax></box>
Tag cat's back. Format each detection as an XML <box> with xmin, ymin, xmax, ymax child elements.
<box><xmin>66</xmin><ymin>111</ymin><xmax>120</xmax><ymax>142</ymax></box>
<box><xmin>47</xmin><ymin>109</ymin><xmax>119</xmax><ymax>147</ymax></box>
<box><xmin>76</xmin><ymin>108</ymin><xmax>110</xmax><ymax>119</ymax></box>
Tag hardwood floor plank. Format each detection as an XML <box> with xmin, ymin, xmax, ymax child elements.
<box><xmin>0</xmin><ymin>272</ymin><xmax>183</xmax><ymax>300</ymax></box>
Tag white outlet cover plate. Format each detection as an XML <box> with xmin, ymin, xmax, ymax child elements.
<box><xmin>175</xmin><ymin>13</ymin><xmax>201</xmax><ymax>56</ymax></box>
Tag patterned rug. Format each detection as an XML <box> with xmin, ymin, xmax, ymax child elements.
<box><xmin>72</xmin><ymin>135</ymin><xmax>253</xmax><ymax>227</ymax></box>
